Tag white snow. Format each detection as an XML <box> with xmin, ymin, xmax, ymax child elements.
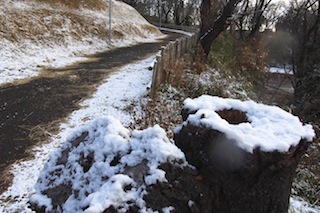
<box><xmin>62</xmin><ymin>56</ymin><xmax>155</xmax><ymax>128</ymax></box>
<box><xmin>162</xmin><ymin>206</ymin><xmax>175</xmax><ymax>213</ymax></box>
<box><xmin>28</xmin><ymin>117</ymin><xmax>186</xmax><ymax>212</ymax></box>
<box><xmin>289</xmin><ymin>196</ymin><xmax>320</xmax><ymax>213</ymax></box>
<box><xmin>158</xmin><ymin>27</ymin><xmax>193</xmax><ymax>36</ymax></box>
<box><xmin>269</xmin><ymin>67</ymin><xmax>293</xmax><ymax>74</ymax></box>
<box><xmin>188</xmin><ymin>200</ymin><xmax>195</xmax><ymax>208</ymax></box>
<box><xmin>29</xmin><ymin>194</ymin><xmax>53</xmax><ymax>212</ymax></box>
<box><xmin>178</xmin><ymin>95</ymin><xmax>315</xmax><ymax>153</ymax></box>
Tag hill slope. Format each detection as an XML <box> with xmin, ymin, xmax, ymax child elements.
<box><xmin>0</xmin><ymin>0</ymin><xmax>162</xmax><ymax>85</ymax></box>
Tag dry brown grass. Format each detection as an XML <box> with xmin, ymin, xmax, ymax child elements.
<box><xmin>191</xmin><ymin>44</ymin><xmax>207</xmax><ymax>74</ymax></box>
<box><xmin>36</xmin><ymin>0</ymin><xmax>107</xmax><ymax>10</ymax></box>
<box><xmin>166</xmin><ymin>59</ymin><xmax>188</xmax><ymax>87</ymax></box>
<box><xmin>0</xmin><ymin>168</ymin><xmax>14</xmax><ymax>195</ymax></box>
<box><xmin>18</xmin><ymin>120</ymin><xmax>62</xmax><ymax>153</ymax></box>
<box><xmin>235</xmin><ymin>38</ymin><xmax>268</xmax><ymax>84</ymax></box>
<box><xmin>129</xmin><ymin>91</ymin><xmax>185</xmax><ymax>139</ymax></box>
<box><xmin>142</xmin><ymin>24</ymin><xmax>162</xmax><ymax>35</ymax></box>
<box><xmin>1</xmin><ymin>9</ymin><xmax>108</xmax><ymax>43</ymax></box>
<box><xmin>1</xmin><ymin>3</ymin><xmax>160</xmax><ymax>45</ymax></box>
<box><xmin>1</xmin><ymin>0</ymin><xmax>162</xmax><ymax>58</ymax></box>
<box><xmin>164</xmin><ymin>46</ymin><xmax>207</xmax><ymax>90</ymax></box>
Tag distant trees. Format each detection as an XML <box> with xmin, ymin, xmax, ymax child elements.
<box><xmin>198</xmin><ymin>0</ymin><xmax>280</xmax><ymax>55</ymax></box>
<box><xmin>233</xmin><ymin>0</ymin><xmax>280</xmax><ymax>40</ymax></box>
<box><xmin>277</xmin><ymin>0</ymin><xmax>320</xmax><ymax>80</ymax></box>
<box><xmin>276</xmin><ymin>0</ymin><xmax>320</xmax><ymax>122</ymax></box>
<box><xmin>122</xmin><ymin>0</ymin><xmax>200</xmax><ymax>26</ymax></box>
<box><xmin>198</xmin><ymin>0</ymin><xmax>320</xmax><ymax>121</ymax></box>
<box><xmin>158</xmin><ymin>0</ymin><xmax>200</xmax><ymax>25</ymax></box>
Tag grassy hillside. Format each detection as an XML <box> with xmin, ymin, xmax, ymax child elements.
<box><xmin>0</xmin><ymin>0</ymin><xmax>160</xmax><ymax>43</ymax></box>
<box><xmin>0</xmin><ymin>0</ymin><xmax>162</xmax><ymax>85</ymax></box>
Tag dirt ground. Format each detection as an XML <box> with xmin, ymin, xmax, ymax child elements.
<box><xmin>0</xmin><ymin>31</ymin><xmax>183</xmax><ymax>193</ymax></box>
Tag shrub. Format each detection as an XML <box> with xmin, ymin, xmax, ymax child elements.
<box><xmin>235</xmin><ymin>38</ymin><xmax>267</xmax><ymax>87</ymax></box>
<box><xmin>208</xmin><ymin>34</ymin><xmax>267</xmax><ymax>91</ymax></box>
<box><xmin>208</xmin><ymin>33</ymin><xmax>237</xmax><ymax>74</ymax></box>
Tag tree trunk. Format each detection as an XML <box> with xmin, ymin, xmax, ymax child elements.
<box><xmin>175</xmin><ymin>107</ymin><xmax>311</xmax><ymax>213</ymax></box>
<box><xmin>199</xmin><ymin>0</ymin><xmax>242</xmax><ymax>55</ymax></box>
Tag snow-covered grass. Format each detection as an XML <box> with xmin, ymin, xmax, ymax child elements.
<box><xmin>289</xmin><ymin>196</ymin><xmax>320</xmax><ymax>213</ymax></box>
<box><xmin>269</xmin><ymin>66</ymin><xmax>294</xmax><ymax>75</ymax></box>
<box><xmin>0</xmin><ymin>0</ymin><xmax>162</xmax><ymax>86</ymax></box>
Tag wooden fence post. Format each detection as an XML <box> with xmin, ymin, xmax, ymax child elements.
<box><xmin>150</xmin><ymin>30</ymin><xmax>200</xmax><ymax>98</ymax></box>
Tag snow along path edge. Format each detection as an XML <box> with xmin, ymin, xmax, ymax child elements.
<box><xmin>0</xmin><ymin>56</ymin><xmax>155</xmax><ymax>212</ymax></box>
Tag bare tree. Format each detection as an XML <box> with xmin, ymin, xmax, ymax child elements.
<box><xmin>199</xmin><ymin>0</ymin><xmax>243</xmax><ymax>55</ymax></box>
<box><xmin>276</xmin><ymin>0</ymin><xmax>320</xmax><ymax>80</ymax></box>
<box><xmin>276</xmin><ymin>0</ymin><xmax>320</xmax><ymax>122</ymax></box>
<box><xmin>160</xmin><ymin>0</ymin><xmax>200</xmax><ymax>25</ymax></box>
<box><xmin>248</xmin><ymin>0</ymin><xmax>272</xmax><ymax>36</ymax></box>
<box><xmin>232</xmin><ymin>0</ymin><xmax>277</xmax><ymax>40</ymax></box>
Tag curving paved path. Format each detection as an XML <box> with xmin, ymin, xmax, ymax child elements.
<box><xmin>0</xmin><ymin>31</ymin><xmax>184</xmax><ymax>192</ymax></box>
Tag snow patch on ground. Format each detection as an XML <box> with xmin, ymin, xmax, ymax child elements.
<box><xmin>269</xmin><ymin>67</ymin><xmax>293</xmax><ymax>74</ymax></box>
<box><xmin>62</xmin><ymin>56</ymin><xmax>155</xmax><ymax>129</ymax></box>
<box><xmin>29</xmin><ymin>117</ymin><xmax>186</xmax><ymax>212</ymax></box>
<box><xmin>289</xmin><ymin>196</ymin><xmax>320</xmax><ymax>213</ymax></box>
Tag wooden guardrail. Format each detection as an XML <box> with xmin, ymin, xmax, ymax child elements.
<box><xmin>151</xmin><ymin>22</ymin><xmax>199</xmax><ymax>33</ymax></box>
<box><xmin>150</xmin><ymin>31</ymin><xmax>199</xmax><ymax>97</ymax></box>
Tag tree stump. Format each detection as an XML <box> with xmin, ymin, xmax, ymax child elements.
<box><xmin>175</xmin><ymin>95</ymin><xmax>314</xmax><ymax>213</ymax></box>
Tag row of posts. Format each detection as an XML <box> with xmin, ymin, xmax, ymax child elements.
<box><xmin>150</xmin><ymin>32</ymin><xmax>200</xmax><ymax>97</ymax></box>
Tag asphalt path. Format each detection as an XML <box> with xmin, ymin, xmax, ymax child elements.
<box><xmin>0</xmin><ymin>31</ymin><xmax>184</xmax><ymax>193</ymax></box>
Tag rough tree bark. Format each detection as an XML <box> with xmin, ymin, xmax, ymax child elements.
<box><xmin>174</xmin><ymin>108</ymin><xmax>310</xmax><ymax>213</ymax></box>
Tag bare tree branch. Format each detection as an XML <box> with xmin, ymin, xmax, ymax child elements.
<box><xmin>199</xmin><ymin>0</ymin><xmax>242</xmax><ymax>55</ymax></box>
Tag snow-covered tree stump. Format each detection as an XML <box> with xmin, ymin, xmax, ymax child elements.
<box><xmin>175</xmin><ymin>95</ymin><xmax>315</xmax><ymax>213</ymax></box>
<box><xmin>29</xmin><ymin>96</ymin><xmax>314</xmax><ymax>213</ymax></box>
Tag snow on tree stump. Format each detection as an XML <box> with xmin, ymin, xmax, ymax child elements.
<box><xmin>174</xmin><ymin>95</ymin><xmax>315</xmax><ymax>213</ymax></box>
